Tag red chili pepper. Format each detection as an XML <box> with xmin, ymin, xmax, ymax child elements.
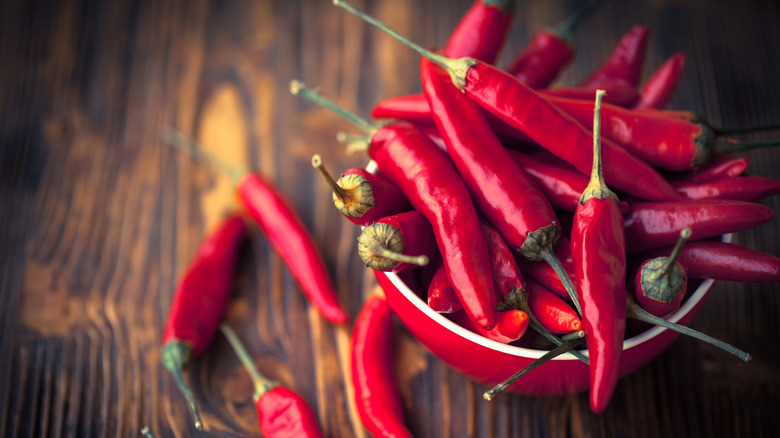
<box><xmin>578</xmin><ymin>24</ymin><xmax>649</xmax><ymax>88</ymax></box>
<box><xmin>445</xmin><ymin>0</ymin><xmax>515</xmax><ymax>64</ymax></box>
<box><xmin>291</xmin><ymin>81</ymin><xmax>497</xmax><ymax>330</ymax></box>
<box><xmin>676</xmin><ymin>154</ymin><xmax>750</xmax><ymax>183</ymax></box>
<box><xmin>570</xmin><ymin>90</ymin><xmax>626</xmax><ymax>413</ymax></box>
<box><xmin>356</xmin><ymin>210</ymin><xmax>438</xmax><ymax>273</ymax></box>
<box><xmin>427</xmin><ymin>262</ymin><xmax>461</xmax><ymax>313</ymax></box>
<box><xmin>632</xmin><ymin>240</ymin><xmax>780</xmax><ymax>283</ymax></box>
<box><xmin>420</xmin><ymin>54</ymin><xmax>582</xmax><ymax>313</ymax></box>
<box><xmin>507</xmin><ymin>149</ymin><xmax>589</xmax><ymax>212</ymax></box>
<box><xmin>541</xmin><ymin>80</ymin><xmax>640</xmax><ymax>108</ymax></box>
<box><xmin>515</xmin><ymin>237</ymin><xmax>576</xmax><ymax>302</ymax></box>
<box><xmin>631</xmin><ymin>228</ymin><xmax>691</xmax><ymax>318</ymax></box>
<box><xmin>163</xmin><ymin>130</ymin><xmax>350</xmax><ymax>325</ymax></box>
<box><xmin>526</xmin><ymin>278</ymin><xmax>582</xmax><ymax>335</ymax></box>
<box><xmin>623</xmin><ymin>199</ymin><xmax>775</xmax><ymax>254</ymax></box>
<box><xmin>220</xmin><ymin>324</ymin><xmax>324</xmax><ymax>437</ymax></box>
<box><xmin>449</xmin><ymin>308</ymin><xmax>529</xmax><ymax>344</ymax></box>
<box><xmin>311</xmin><ymin>155</ymin><xmax>411</xmax><ymax>226</ymax></box>
<box><xmin>161</xmin><ymin>214</ymin><xmax>247</xmax><ymax>430</ymax></box>
<box><xmin>335</xmin><ymin>8</ymin><xmax>680</xmax><ymax>202</ymax></box>
<box><xmin>352</xmin><ymin>293</ymin><xmax>413</xmax><ymax>438</ymax></box>
<box><xmin>673</xmin><ymin>175</ymin><xmax>780</xmax><ymax>202</ymax></box>
<box><xmin>633</xmin><ymin>52</ymin><xmax>685</xmax><ymax>110</ymax></box>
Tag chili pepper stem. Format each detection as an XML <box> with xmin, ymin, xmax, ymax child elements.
<box><xmin>625</xmin><ymin>298</ymin><xmax>751</xmax><ymax>362</ymax></box>
<box><xmin>140</xmin><ymin>426</ymin><xmax>155</xmax><ymax>438</ymax></box>
<box><xmin>713</xmin><ymin>137</ymin><xmax>780</xmax><ymax>155</ymax></box>
<box><xmin>162</xmin><ymin>128</ymin><xmax>248</xmax><ymax>185</ymax></box>
<box><xmin>161</xmin><ymin>341</ymin><xmax>203</xmax><ymax>430</ymax></box>
<box><xmin>333</xmin><ymin>0</ymin><xmax>475</xmax><ymax>90</ymax></box>
<box><xmin>336</xmin><ymin>131</ymin><xmax>371</xmax><ymax>154</ymax></box>
<box><xmin>483</xmin><ymin>338</ymin><xmax>585</xmax><ymax>400</ymax></box>
<box><xmin>365</xmin><ymin>242</ymin><xmax>430</xmax><ymax>266</ymax></box>
<box><xmin>580</xmin><ymin>90</ymin><xmax>619</xmax><ymax>203</ymax></box>
<box><xmin>311</xmin><ymin>154</ymin><xmax>350</xmax><ymax>202</ymax></box>
<box><xmin>219</xmin><ymin>324</ymin><xmax>279</xmax><ymax>400</ymax></box>
<box><xmin>539</xmin><ymin>249</ymin><xmax>582</xmax><ymax>315</ymax></box>
<box><xmin>547</xmin><ymin>0</ymin><xmax>607</xmax><ymax>43</ymax></box>
<box><xmin>712</xmin><ymin>122</ymin><xmax>780</xmax><ymax>136</ymax></box>
<box><xmin>290</xmin><ymin>80</ymin><xmax>380</xmax><ymax>140</ymax></box>
<box><xmin>658</xmin><ymin>227</ymin><xmax>692</xmax><ymax>278</ymax></box>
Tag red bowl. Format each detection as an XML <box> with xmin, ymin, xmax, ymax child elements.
<box><xmin>374</xmin><ymin>235</ymin><xmax>729</xmax><ymax>396</ymax></box>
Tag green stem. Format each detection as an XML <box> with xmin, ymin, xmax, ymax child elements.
<box><xmin>548</xmin><ymin>0</ymin><xmax>608</xmax><ymax>43</ymax></box>
<box><xmin>483</xmin><ymin>338</ymin><xmax>584</xmax><ymax>400</ymax></box>
<box><xmin>625</xmin><ymin>298</ymin><xmax>751</xmax><ymax>362</ymax></box>
<box><xmin>311</xmin><ymin>154</ymin><xmax>349</xmax><ymax>203</ymax></box>
<box><xmin>713</xmin><ymin>137</ymin><xmax>780</xmax><ymax>155</ymax></box>
<box><xmin>161</xmin><ymin>128</ymin><xmax>248</xmax><ymax>185</ymax></box>
<box><xmin>332</xmin><ymin>0</ymin><xmax>475</xmax><ymax>90</ymax></box>
<box><xmin>712</xmin><ymin>122</ymin><xmax>780</xmax><ymax>136</ymax></box>
<box><xmin>140</xmin><ymin>426</ymin><xmax>155</xmax><ymax>438</ymax></box>
<box><xmin>658</xmin><ymin>227</ymin><xmax>691</xmax><ymax>278</ymax></box>
<box><xmin>161</xmin><ymin>341</ymin><xmax>203</xmax><ymax>430</ymax></box>
<box><xmin>539</xmin><ymin>249</ymin><xmax>582</xmax><ymax>316</ymax></box>
<box><xmin>289</xmin><ymin>80</ymin><xmax>379</xmax><ymax>137</ymax></box>
<box><xmin>219</xmin><ymin>324</ymin><xmax>278</xmax><ymax>400</ymax></box>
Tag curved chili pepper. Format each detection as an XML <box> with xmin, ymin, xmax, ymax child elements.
<box><xmin>673</xmin><ymin>175</ymin><xmax>780</xmax><ymax>202</ymax></box>
<box><xmin>357</xmin><ymin>210</ymin><xmax>437</xmax><ymax>273</ymax></box>
<box><xmin>220</xmin><ymin>324</ymin><xmax>324</xmax><ymax>437</ymax></box>
<box><xmin>163</xmin><ymin>130</ymin><xmax>350</xmax><ymax>325</ymax></box>
<box><xmin>570</xmin><ymin>90</ymin><xmax>626</xmax><ymax>413</ymax></box>
<box><xmin>578</xmin><ymin>24</ymin><xmax>649</xmax><ymax>88</ymax></box>
<box><xmin>332</xmin><ymin>5</ymin><xmax>681</xmax><ymax>202</ymax></box>
<box><xmin>445</xmin><ymin>0</ymin><xmax>515</xmax><ymax>64</ymax></box>
<box><xmin>311</xmin><ymin>155</ymin><xmax>411</xmax><ymax>226</ymax></box>
<box><xmin>352</xmin><ymin>293</ymin><xmax>413</xmax><ymax>438</ymax></box>
<box><xmin>632</xmin><ymin>240</ymin><xmax>780</xmax><ymax>283</ymax></box>
<box><xmin>161</xmin><ymin>214</ymin><xmax>247</xmax><ymax>430</ymax></box>
<box><xmin>676</xmin><ymin>154</ymin><xmax>749</xmax><ymax>183</ymax></box>
<box><xmin>420</xmin><ymin>55</ymin><xmax>583</xmax><ymax>314</ymax></box>
<box><xmin>427</xmin><ymin>262</ymin><xmax>461</xmax><ymax>313</ymax></box>
<box><xmin>291</xmin><ymin>81</ymin><xmax>497</xmax><ymax>330</ymax></box>
<box><xmin>623</xmin><ymin>199</ymin><xmax>775</xmax><ymax>254</ymax></box>
<box><xmin>633</xmin><ymin>52</ymin><xmax>685</xmax><ymax>110</ymax></box>
<box><xmin>449</xmin><ymin>308</ymin><xmax>529</xmax><ymax>344</ymax></box>
<box><xmin>526</xmin><ymin>278</ymin><xmax>582</xmax><ymax>335</ymax></box>
<box><xmin>631</xmin><ymin>228</ymin><xmax>691</xmax><ymax>318</ymax></box>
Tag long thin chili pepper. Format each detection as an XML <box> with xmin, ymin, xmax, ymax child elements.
<box><xmin>163</xmin><ymin>130</ymin><xmax>350</xmax><ymax>325</ymax></box>
<box><xmin>220</xmin><ymin>324</ymin><xmax>324</xmax><ymax>437</ymax></box>
<box><xmin>291</xmin><ymin>81</ymin><xmax>497</xmax><ymax>330</ymax></box>
<box><xmin>445</xmin><ymin>0</ymin><xmax>516</xmax><ymax>64</ymax></box>
<box><xmin>450</xmin><ymin>308</ymin><xmax>529</xmax><ymax>344</ymax></box>
<box><xmin>333</xmin><ymin>0</ymin><xmax>681</xmax><ymax>202</ymax></box>
<box><xmin>352</xmin><ymin>293</ymin><xmax>413</xmax><ymax>438</ymax></box>
<box><xmin>676</xmin><ymin>154</ymin><xmax>750</xmax><ymax>183</ymax></box>
<box><xmin>623</xmin><ymin>199</ymin><xmax>775</xmax><ymax>254</ymax></box>
<box><xmin>632</xmin><ymin>240</ymin><xmax>780</xmax><ymax>283</ymax></box>
<box><xmin>311</xmin><ymin>154</ymin><xmax>411</xmax><ymax>226</ymax></box>
<box><xmin>420</xmin><ymin>54</ymin><xmax>582</xmax><ymax>314</ymax></box>
<box><xmin>578</xmin><ymin>24</ymin><xmax>649</xmax><ymax>88</ymax></box>
<box><xmin>357</xmin><ymin>210</ymin><xmax>437</xmax><ymax>273</ymax></box>
<box><xmin>673</xmin><ymin>175</ymin><xmax>780</xmax><ymax>202</ymax></box>
<box><xmin>631</xmin><ymin>228</ymin><xmax>691</xmax><ymax>318</ymax></box>
<box><xmin>161</xmin><ymin>214</ymin><xmax>247</xmax><ymax>430</ymax></box>
<box><xmin>632</xmin><ymin>52</ymin><xmax>685</xmax><ymax>110</ymax></box>
<box><xmin>570</xmin><ymin>90</ymin><xmax>626</xmax><ymax>413</ymax></box>
<box><xmin>526</xmin><ymin>278</ymin><xmax>582</xmax><ymax>335</ymax></box>
<box><xmin>541</xmin><ymin>80</ymin><xmax>640</xmax><ymax>108</ymax></box>
<box><xmin>507</xmin><ymin>149</ymin><xmax>588</xmax><ymax>213</ymax></box>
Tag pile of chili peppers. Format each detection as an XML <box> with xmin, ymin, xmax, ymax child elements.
<box><xmin>158</xmin><ymin>0</ymin><xmax>780</xmax><ymax>434</ymax></box>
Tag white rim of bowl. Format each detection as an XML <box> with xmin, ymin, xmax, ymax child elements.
<box><xmin>383</xmin><ymin>233</ymin><xmax>731</xmax><ymax>360</ymax></box>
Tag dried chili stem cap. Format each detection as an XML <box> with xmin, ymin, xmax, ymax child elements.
<box><xmin>357</xmin><ymin>222</ymin><xmax>429</xmax><ymax>271</ymax></box>
<box><xmin>311</xmin><ymin>154</ymin><xmax>376</xmax><ymax>220</ymax></box>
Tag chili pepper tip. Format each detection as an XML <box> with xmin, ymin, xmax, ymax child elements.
<box><xmin>161</xmin><ymin>341</ymin><xmax>204</xmax><ymax>430</ymax></box>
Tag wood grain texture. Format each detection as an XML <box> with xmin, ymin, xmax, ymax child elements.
<box><xmin>1</xmin><ymin>0</ymin><xmax>779</xmax><ymax>437</ymax></box>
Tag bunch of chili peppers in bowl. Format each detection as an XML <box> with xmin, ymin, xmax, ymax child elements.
<box><xmin>291</xmin><ymin>0</ymin><xmax>780</xmax><ymax>419</ymax></box>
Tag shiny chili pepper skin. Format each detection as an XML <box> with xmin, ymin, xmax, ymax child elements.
<box><xmin>450</xmin><ymin>308</ymin><xmax>529</xmax><ymax>344</ymax></box>
<box><xmin>542</xmin><ymin>81</ymin><xmax>640</xmax><ymax>108</ymax></box>
<box><xmin>427</xmin><ymin>262</ymin><xmax>462</xmax><ymax>313</ymax></box>
<box><xmin>526</xmin><ymin>278</ymin><xmax>582</xmax><ymax>335</ymax></box>
<box><xmin>370</xmin><ymin>122</ymin><xmax>498</xmax><ymax>329</ymax></box>
<box><xmin>633</xmin><ymin>52</ymin><xmax>686</xmax><ymax>110</ymax></box>
<box><xmin>257</xmin><ymin>387</ymin><xmax>324</xmax><ymax>438</ymax></box>
<box><xmin>673</xmin><ymin>175</ymin><xmax>780</xmax><ymax>202</ymax></box>
<box><xmin>238</xmin><ymin>174</ymin><xmax>349</xmax><ymax>325</ymax></box>
<box><xmin>445</xmin><ymin>0</ymin><xmax>515</xmax><ymax>64</ymax></box>
<box><xmin>578</xmin><ymin>24</ymin><xmax>649</xmax><ymax>88</ymax></box>
<box><xmin>352</xmin><ymin>294</ymin><xmax>413</xmax><ymax>438</ymax></box>
<box><xmin>461</xmin><ymin>61</ymin><xmax>681</xmax><ymax>201</ymax></box>
<box><xmin>508</xmin><ymin>149</ymin><xmax>588</xmax><ymax>212</ymax></box>
<box><xmin>481</xmin><ymin>221</ymin><xmax>526</xmax><ymax>302</ymax></box>
<box><xmin>506</xmin><ymin>29</ymin><xmax>574</xmax><ymax>89</ymax></box>
<box><xmin>632</xmin><ymin>241</ymin><xmax>780</xmax><ymax>283</ymax></box>
<box><xmin>623</xmin><ymin>199</ymin><xmax>775</xmax><ymax>254</ymax></box>
<box><xmin>162</xmin><ymin>214</ymin><xmax>248</xmax><ymax>430</ymax></box>
<box><xmin>357</xmin><ymin>210</ymin><xmax>438</xmax><ymax>273</ymax></box>
<box><xmin>677</xmin><ymin>154</ymin><xmax>750</xmax><ymax>183</ymax></box>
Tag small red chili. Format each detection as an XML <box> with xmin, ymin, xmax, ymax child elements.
<box><xmin>570</xmin><ymin>90</ymin><xmax>626</xmax><ymax>413</ymax></box>
<box><xmin>526</xmin><ymin>278</ymin><xmax>582</xmax><ymax>335</ymax></box>
<box><xmin>623</xmin><ymin>199</ymin><xmax>775</xmax><ymax>254</ymax></box>
<box><xmin>163</xmin><ymin>130</ymin><xmax>350</xmax><ymax>325</ymax></box>
<box><xmin>356</xmin><ymin>210</ymin><xmax>438</xmax><ymax>273</ymax></box>
<box><xmin>427</xmin><ymin>262</ymin><xmax>462</xmax><ymax>313</ymax></box>
<box><xmin>632</xmin><ymin>52</ymin><xmax>686</xmax><ymax>110</ymax></box>
<box><xmin>578</xmin><ymin>24</ymin><xmax>649</xmax><ymax>89</ymax></box>
<box><xmin>676</xmin><ymin>154</ymin><xmax>750</xmax><ymax>183</ymax></box>
<box><xmin>161</xmin><ymin>214</ymin><xmax>247</xmax><ymax>430</ymax></box>
<box><xmin>291</xmin><ymin>81</ymin><xmax>497</xmax><ymax>330</ymax></box>
<box><xmin>311</xmin><ymin>154</ymin><xmax>411</xmax><ymax>226</ymax></box>
<box><xmin>352</xmin><ymin>292</ymin><xmax>413</xmax><ymax>438</ymax></box>
<box><xmin>220</xmin><ymin>324</ymin><xmax>323</xmax><ymax>437</ymax></box>
<box><xmin>631</xmin><ymin>240</ymin><xmax>780</xmax><ymax>283</ymax></box>
<box><xmin>450</xmin><ymin>308</ymin><xmax>529</xmax><ymax>344</ymax></box>
<box><xmin>445</xmin><ymin>0</ymin><xmax>516</xmax><ymax>64</ymax></box>
<box><xmin>673</xmin><ymin>175</ymin><xmax>780</xmax><ymax>202</ymax></box>
<box><xmin>631</xmin><ymin>228</ymin><xmax>691</xmax><ymax>318</ymax></box>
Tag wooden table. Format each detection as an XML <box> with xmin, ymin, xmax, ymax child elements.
<box><xmin>2</xmin><ymin>0</ymin><xmax>779</xmax><ymax>436</ymax></box>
